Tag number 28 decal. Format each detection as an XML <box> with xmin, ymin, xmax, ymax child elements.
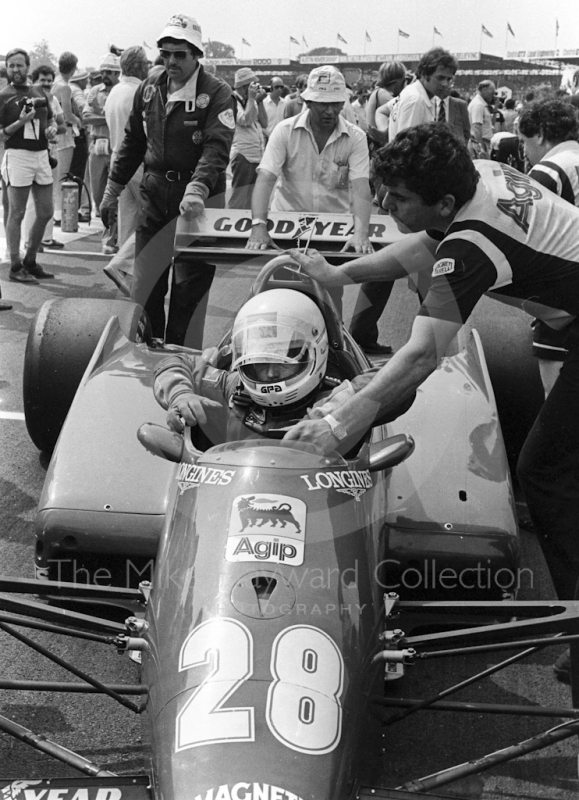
<box><xmin>176</xmin><ymin>618</ymin><xmax>344</xmax><ymax>755</ymax></box>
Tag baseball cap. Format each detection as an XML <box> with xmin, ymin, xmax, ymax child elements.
<box><xmin>301</xmin><ymin>66</ymin><xmax>347</xmax><ymax>103</ymax></box>
<box><xmin>99</xmin><ymin>53</ymin><xmax>121</xmax><ymax>72</ymax></box>
<box><xmin>156</xmin><ymin>13</ymin><xmax>204</xmax><ymax>56</ymax></box>
<box><xmin>70</xmin><ymin>68</ymin><xmax>89</xmax><ymax>83</ymax></box>
<box><xmin>234</xmin><ymin>67</ymin><xmax>257</xmax><ymax>88</ymax></box>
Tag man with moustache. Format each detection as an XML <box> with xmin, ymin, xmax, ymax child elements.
<box><xmin>0</xmin><ymin>47</ymin><xmax>57</xmax><ymax>286</ymax></box>
<box><xmin>100</xmin><ymin>14</ymin><xmax>233</xmax><ymax>346</ymax></box>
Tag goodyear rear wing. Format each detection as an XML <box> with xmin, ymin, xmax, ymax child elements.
<box><xmin>175</xmin><ymin>208</ymin><xmax>404</xmax><ymax>260</ymax></box>
<box><xmin>0</xmin><ymin>778</ymin><xmax>151</xmax><ymax>800</ymax></box>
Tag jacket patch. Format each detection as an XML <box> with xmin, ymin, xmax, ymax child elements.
<box><xmin>142</xmin><ymin>85</ymin><xmax>155</xmax><ymax>104</ymax></box>
<box><xmin>432</xmin><ymin>258</ymin><xmax>455</xmax><ymax>277</ymax></box>
<box><xmin>218</xmin><ymin>109</ymin><xmax>235</xmax><ymax>129</ymax></box>
<box><xmin>196</xmin><ymin>93</ymin><xmax>210</xmax><ymax>109</ymax></box>
<box><xmin>192</xmin><ymin>131</ymin><xmax>203</xmax><ymax>145</ymax></box>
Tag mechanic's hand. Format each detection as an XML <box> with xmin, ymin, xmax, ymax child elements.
<box><xmin>288</xmin><ymin>248</ymin><xmax>342</xmax><ymax>286</ymax></box>
<box><xmin>342</xmin><ymin>232</ymin><xmax>374</xmax><ymax>254</ymax></box>
<box><xmin>167</xmin><ymin>393</ymin><xmax>223</xmax><ymax>433</ymax></box>
<box><xmin>246</xmin><ymin>225</ymin><xmax>280</xmax><ymax>251</ymax></box>
<box><xmin>179</xmin><ymin>193</ymin><xmax>205</xmax><ymax>218</ymax></box>
<box><xmin>100</xmin><ymin>179</ymin><xmax>124</xmax><ymax>229</ymax></box>
<box><xmin>282</xmin><ymin>417</ymin><xmax>338</xmax><ymax>454</ymax></box>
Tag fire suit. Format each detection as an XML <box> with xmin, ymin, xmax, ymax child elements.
<box><xmin>109</xmin><ymin>65</ymin><xmax>234</xmax><ymax>345</ymax></box>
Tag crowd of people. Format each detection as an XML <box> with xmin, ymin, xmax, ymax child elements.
<box><xmin>2</xmin><ymin>16</ymin><xmax>579</xmax><ymax>683</ymax></box>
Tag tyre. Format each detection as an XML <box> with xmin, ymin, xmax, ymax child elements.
<box><xmin>23</xmin><ymin>298</ymin><xmax>150</xmax><ymax>453</ymax></box>
<box><xmin>471</xmin><ymin>297</ymin><xmax>544</xmax><ymax>473</ymax></box>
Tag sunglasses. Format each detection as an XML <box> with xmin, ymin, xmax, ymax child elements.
<box><xmin>159</xmin><ymin>49</ymin><xmax>189</xmax><ymax>60</ymax></box>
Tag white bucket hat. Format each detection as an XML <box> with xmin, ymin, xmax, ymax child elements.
<box><xmin>157</xmin><ymin>14</ymin><xmax>204</xmax><ymax>56</ymax></box>
<box><xmin>301</xmin><ymin>66</ymin><xmax>347</xmax><ymax>103</ymax></box>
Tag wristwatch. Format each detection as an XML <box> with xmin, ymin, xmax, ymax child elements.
<box><xmin>323</xmin><ymin>414</ymin><xmax>348</xmax><ymax>440</ymax></box>
<box><xmin>251</xmin><ymin>218</ymin><xmax>268</xmax><ymax>226</ymax></box>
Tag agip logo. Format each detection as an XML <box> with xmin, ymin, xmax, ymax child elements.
<box><xmin>226</xmin><ymin>494</ymin><xmax>306</xmax><ymax>565</ymax></box>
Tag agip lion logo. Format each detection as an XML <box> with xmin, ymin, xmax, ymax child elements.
<box><xmin>226</xmin><ymin>494</ymin><xmax>306</xmax><ymax>565</ymax></box>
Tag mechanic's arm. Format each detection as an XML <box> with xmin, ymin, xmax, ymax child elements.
<box><xmin>290</xmin><ymin>230</ymin><xmax>439</xmax><ymax>286</ymax></box>
<box><xmin>246</xmin><ymin>168</ymin><xmax>280</xmax><ymax>250</ymax></box>
<box><xmin>284</xmin><ymin>313</ymin><xmax>462</xmax><ymax>454</ymax></box>
<box><xmin>342</xmin><ymin>177</ymin><xmax>374</xmax><ymax>254</ymax></box>
<box><xmin>154</xmin><ymin>355</ymin><xmax>223</xmax><ymax>433</ymax></box>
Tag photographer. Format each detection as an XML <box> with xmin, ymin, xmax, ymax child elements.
<box><xmin>0</xmin><ymin>48</ymin><xmax>57</xmax><ymax>283</ymax></box>
<box><xmin>228</xmin><ymin>68</ymin><xmax>267</xmax><ymax>209</ymax></box>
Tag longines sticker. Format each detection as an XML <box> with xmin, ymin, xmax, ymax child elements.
<box><xmin>226</xmin><ymin>494</ymin><xmax>306</xmax><ymax>565</ymax></box>
<box><xmin>177</xmin><ymin>463</ymin><xmax>235</xmax><ymax>494</ymax></box>
<box><xmin>300</xmin><ymin>469</ymin><xmax>372</xmax><ymax>500</ymax></box>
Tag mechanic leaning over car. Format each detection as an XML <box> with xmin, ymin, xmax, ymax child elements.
<box><xmin>285</xmin><ymin>122</ymin><xmax>579</xmax><ymax>610</ymax></box>
<box><xmin>154</xmin><ymin>288</ymin><xmax>413</xmax><ymax>447</ymax></box>
<box><xmin>99</xmin><ymin>14</ymin><xmax>234</xmax><ymax>347</ymax></box>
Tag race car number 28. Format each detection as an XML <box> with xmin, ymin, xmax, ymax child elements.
<box><xmin>176</xmin><ymin>618</ymin><xmax>344</xmax><ymax>755</ymax></box>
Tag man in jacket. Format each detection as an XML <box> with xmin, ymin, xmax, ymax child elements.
<box><xmin>100</xmin><ymin>14</ymin><xmax>234</xmax><ymax>346</ymax></box>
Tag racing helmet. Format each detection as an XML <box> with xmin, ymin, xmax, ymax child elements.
<box><xmin>231</xmin><ymin>289</ymin><xmax>329</xmax><ymax>408</ymax></box>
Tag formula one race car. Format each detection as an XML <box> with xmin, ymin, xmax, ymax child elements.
<box><xmin>7</xmin><ymin>210</ymin><xmax>574</xmax><ymax>799</ymax></box>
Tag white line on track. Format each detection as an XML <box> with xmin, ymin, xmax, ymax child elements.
<box><xmin>0</xmin><ymin>411</ymin><xmax>25</xmax><ymax>420</ymax></box>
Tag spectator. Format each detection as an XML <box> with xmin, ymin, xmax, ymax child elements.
<box><xmin>389</xmin><ymin>47</ymin><xmax>458</xmax><ymax>139</ymax></box>
<box><xmin>351</xmin><ymin>89</ymin><xmax>369</xmax><ymax>132</ymax></box>
<box><xmin>100</xmin><ymin>13</ymin><xmax>234</xmax><ymax>347</ymax></box>
<box><xmin>246</xmin><ymin>65</ymin><xmax>373</xmax><ymax>257</ymax></box>
<box><xmin>228</xmin><ymin>67</ymin><xmax>267</xmax><ymax>209</ymax></box>
<box><xmin>69</xmin><ymin>68</ymin><xmax>91</xmax><ymax>222</ymax></box>
<box><xmin>83</xmin><ymin>52</ymin><xmax>120</xmax><ymax>253</ymax></box>
<box><xmin>518</xmin><ymin>98</ymin><xmax>579</xmax><ymax>404</ymax></box>
<box><xmin>443</xmin><ymin>88</ymin><xmax>471</xmax><ymax>142</ymax></box>
<box><xmin>0</xmin><ymin>47</ymin><xmax>57</xmax><ymax>284</ymax></box>
<box><xmin>468</xmin><ymin>80</ymin><xmax>496</xmax><ymax>158</ymax></box>
<box><xmin>501</xmin><ymin>97</ymin><xmax>518</xmax><ymax>133</ymax></box>
<box><xmin>263</xmin><ymin>76</ymin><xmax>286</xmax><ymax>137</ymax></box>
<box><xmin>367</xmin><ymin>61</ymin><xmax>408</xmax><ymax>139</ymax></box>
<box><xmin>283</xmin><ymin>73</ymin><xmax>308</xmax><ymax>119</ymax></box>
<box><xmin>52</xmin><ymin>52</ymin><xmax>79</xmax><ymax>229</ymax></box>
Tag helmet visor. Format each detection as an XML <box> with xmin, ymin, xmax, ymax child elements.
<box><xmin>231</xmin><ymin>313</ymin><xmax>314</xmax><ymax>371</ymax></box>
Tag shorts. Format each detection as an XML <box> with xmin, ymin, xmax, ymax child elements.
<box><xmin>532</xmin><ymin>319</ymin><xmax>571</xmax><ymax>361</ymax></box>
<box><xmin>1</xmin><ymin>148</ymin><xmax>53</xmax><ymax>188</ymax></box>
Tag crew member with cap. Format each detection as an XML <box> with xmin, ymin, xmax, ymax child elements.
<box><xmin>246</xmin><ymin>65</ymin><xmax>373</xmax><ymax>256</ymax></box>
<box><xmin>100</xmin><ymin>14</ymin><xmax>234</xmax><ymax>346</ymax></box>
<box><xmin>229</xmin><ymin>67</ymin><xmax>267</xmax><ymax>209</ymax></box>
<box><xmin>83</xmin><ymin>52</ymin><xmax>120</xmax><ymax>253</ymax></box>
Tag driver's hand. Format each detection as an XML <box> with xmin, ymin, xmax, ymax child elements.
<box><xmin>167</xmin><ymin>392</ymin><xmax>222</xmax><ymax>433</ymax></box>
<box><xmin>341</xmin><ymin>233</ymin><xmax>374</xmax><ymax>254</ymax></box>
<box><xmin>288</xmin><ymin>248</ymin><xmax>341</xmax><ymax>286</ymax></box>
<box><xmin>246</xmin><ymin>225</ymin><xmax>280</xmax><ymax>251</ymax></box>
<box><xmin>282</xmin><ymin>417</ymin><xmax>338</xmax><ymax>454</ymax></box>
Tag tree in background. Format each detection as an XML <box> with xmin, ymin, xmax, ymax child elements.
<box><xmin>29</xmin><ymin>40</ymin><xmax>57</xmax><ymax>70</ymax></box>
<box><xmin>203</xmin><ymin>41</ymin><xmax>236</xmax><ymax>59</ymax></box>
<box><xmin>303</xmin><ymin>47</ymin><xmax>346</xmax><ymax>57</ymax></box>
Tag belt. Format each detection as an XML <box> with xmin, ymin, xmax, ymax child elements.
<box><xmin>147</xmin><ymin>168</ymin><xmax>195</xmax><ymax>183</ymax></box>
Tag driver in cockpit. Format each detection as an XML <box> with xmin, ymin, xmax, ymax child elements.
<box><xmin>154</xmin><ymin>288</ymin><xmax>413</xmax><ymax>448</ymax></box>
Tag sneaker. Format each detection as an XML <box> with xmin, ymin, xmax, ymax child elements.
<box><xmin>359</xmin><ymin>342</ymin><xmax>393</xmax><ymax>356</ymax></box>
<box><xmin>553</xmin><ymin>650</ymin><xmax>571</xmax><ymax>684</ymax></box>
<box><xmin>102</xmin><ymin>245</ymin><xmax>119</xmax><ymax>255</ymax></box>
<box><xmin>41</xmin><ymin>239</ymin><xmax>65</xmax><ymax>249</ymax></box>
<box><xmin>103</xmin><ymin>264</ymin><xmax>131</xmax><ymax>296</ymax></box>
<box><xmin>53</xmin><ymin>219</ymin><xmax>61</xmax><ymax>227</ymax></box>
<box><xmin>9</xmin><ymin>266</ymin><xmax>39</xmax><ymax>284</ymax></box>
<box><xmin>0</xmin><ymin>300</ymin><xmax>13</xmax><ymax>311</ymax></box>
<box><xmin>24</xmin><ymin>261</ymin><xmax>55</xmax><ymax>279</ymax></box>
<box><xmin>78</xmin><ymin>212</ymin><xmax>91</xmax><ymax>223</ymax></box>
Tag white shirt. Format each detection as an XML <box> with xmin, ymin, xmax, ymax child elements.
<box><xmin>263</xmin><ymin>94</ymin><xmax>286</xmax><ymax>137</ymax></box>
<box><xmin>105</xmin><ymin>76</ymin><xmax>142</xmax><ymax>156</ymax></box>
<box><xmin>388</xmin><ymin>79</ymin><xmax>435</xmax><ymax>139</ymax></box>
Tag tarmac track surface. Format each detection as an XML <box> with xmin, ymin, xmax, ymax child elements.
<box><xmin>0</xmin><ymin>235</ymin><xmax>578</xmax><ymax>798</ymax></box>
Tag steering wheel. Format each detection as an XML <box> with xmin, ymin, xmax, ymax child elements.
<box><xmin>243</xmin><ymin>417</ymin><xmax>301</xmax><ymax>439</ymax></box>
<box><xmin>250</xmin><ymin>255</ymin><xmax>346</xmax><ymax>351</ymax></box>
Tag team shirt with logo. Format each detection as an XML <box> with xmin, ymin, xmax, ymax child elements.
<box><xmin>420</xmin><ymin>160</ymin><xmax>579</xmax><ymax>329</ymax></box>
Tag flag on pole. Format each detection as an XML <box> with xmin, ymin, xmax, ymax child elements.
<box><xmin>398</xmin><ymin>29</ymin><xmax>410</xmax><ymax>39</ymax></box>
<box><xmin>507</xmin><ymin>22</ymin><xmax>515</xmax><ymax>37</ymax></box>
<box><xmin>337</xmin><ymin>33</ymin><xmax>348</xmax><ymax>44</ymax></box>
<box><xmin>242</xmin><ymin>38</ymin><xmax>252</xmax><ymax>46</ymax></box>
<box><xmin>433</xmin><ymin>27</ymin><xmax>442</xmax><ymax>37</ymax></box>
<box><xmin>290</xmin><ymin>36</ymin><xmax>300</xmax><ymax>45</ymax></box>
<box><xmin>143</xmin><ymin>40</ymin><xmax>152</xmax><ymax>49</ymax></box>
<box><xmin>302</xmin><ymin>35</ymin><xmax>308</xmax><ymax>48</ymax></box>
<box><xmin>481</xmin><ymin>24</ymin><xmax>493</xmax><ymax>38</ymax></box>
<box><xmin>556</xmin><ymin>18</ymin><xmax>559</xmax><ymax>35</ymax></box>
<box><xmin>365</xmin><ymin>31</ymin><xmax>372</xmax><ymax>43</ymax></box>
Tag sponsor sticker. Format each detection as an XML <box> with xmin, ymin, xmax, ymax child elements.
<box><xmin>218</xmin><ymin>108</ymin><xmax>235</xmax><ymax>129</ymax></box>
<box><xmin>299</xmin><ymin>469</ymin><xmax>372</xmax><ymax>500</ymax></box>
<box><xmin>226</xmin><ymin>494</ymin><xmax>306</xmax><ymax>565</ymax></box>
<box><xmin>196</xmin><ymin>93</ymin><xmax>210</xmax><ymax>109</ymax></box>
<box><xmin>432</xmin><ymin>258</ymin><xmax>455</xmax><ymax>277</ymax></box>
<box><xmin>177</xmin><ymin>463</ymin><xmax>235</xmax><ymax>495</ymax></box>
<box><xmin>193</xmin><ymin>784</ymin><xmax>304</xmax><ymax>800</ymax></box>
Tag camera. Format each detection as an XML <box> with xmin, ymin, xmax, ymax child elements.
<box><xmin>264</xmin><ymin>86</ymin><xmax>272</xmax><ymax>93</ymax></box>
<box><xmin>19</xmin><ymin>96</ymin><xmax>48</xmax><ymax>112</ymax></box>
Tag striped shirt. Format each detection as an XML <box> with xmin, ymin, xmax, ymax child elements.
<box><xmin>420</xmin><ymin>160</ymin><xmax>579</xmax><ymax>326</ymax></box>
<box><xmin>529</xmin><ymin>140</ymin><xmax>579</xmax><ymax>206</ymax></box>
